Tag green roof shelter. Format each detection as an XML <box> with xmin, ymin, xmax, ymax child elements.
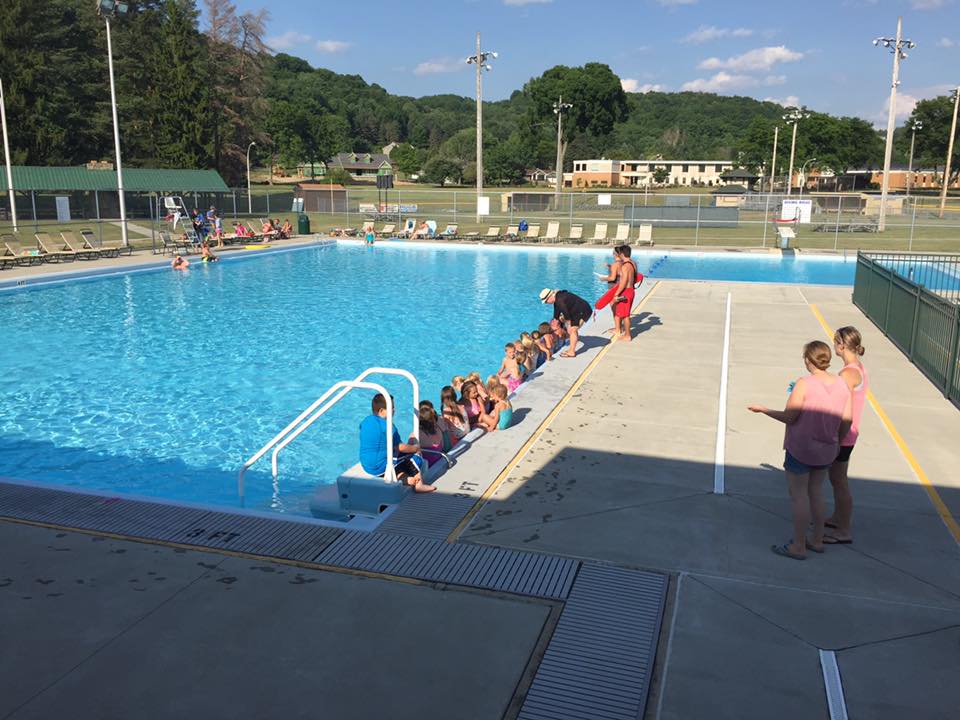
<box><xmin>0</xmin><ymin>166</ymin><xmax>229</xmax><ymax>193</ymax></box>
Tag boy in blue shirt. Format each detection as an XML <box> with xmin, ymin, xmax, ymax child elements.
<box><xmin>359</xmin><ymin>394</ymin><xmax>435</xmax><ymax>493</ymax></box>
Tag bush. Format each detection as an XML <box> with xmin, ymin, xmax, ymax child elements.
<box><xmin>326</xmin><ymin>168</ymin><xmax>353</xmax><ymax>186</ymax></box>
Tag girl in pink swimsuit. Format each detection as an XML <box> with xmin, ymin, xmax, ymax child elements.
<box><xmin>749</xmin><ymin>341</ymin><xmax>852</xmax><ymax>560</ymax></box>
<box><xmin>825</xmin><ymin>326</ymin><xmax>869</xmax><ymax>544</ymax></box>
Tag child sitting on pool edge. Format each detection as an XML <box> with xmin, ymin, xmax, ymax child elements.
<box><xmin>359</xmin><ymin>393</ymin><xmax>435</xmax><ymax>493</ymax></box>
<box><xmin>489</xmin><ymin>384</ymin><xmax>513</xmax><ymax>431</ymax></box>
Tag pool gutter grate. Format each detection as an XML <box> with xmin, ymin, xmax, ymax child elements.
<box><xmin>517</xmin><ymin>564</ymin><xmax>668</xmax><ymax>720</ymax></box>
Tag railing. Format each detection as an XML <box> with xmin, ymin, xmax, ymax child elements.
<box><xmin>853</xmin><ymin>252</ymin><xmax>960</xmax><ymax>408</ymax></box>
<box><xmin>237</xmin><ymin>367</ymin><xmax>421</xmax><ymax>505</ymax></box>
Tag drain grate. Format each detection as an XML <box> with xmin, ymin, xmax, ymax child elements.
<box><xmin>316</xmin><ymin>530</ymin><xmax>579</xmax><ymax>600</ymax></box>
<box><xmin>376</xmin><ymin>492</ymin><xmax>478</xmax><ymax>539</ymax></box>
<box><xmin>518</xmin><ymin>564</ymin><xmax>668</xmax><ymax>720</ymax></box>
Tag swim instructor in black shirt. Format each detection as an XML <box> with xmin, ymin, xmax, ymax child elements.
<box><xmin>539</xmin><ymin>288</ymin><xmax>593</xmax><ymax>358</ymax></box>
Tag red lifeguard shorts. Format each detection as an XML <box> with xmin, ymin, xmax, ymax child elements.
<box><xmin>614</xmin><ymin>287</ymin><xmax>635</xmax><ymax>318</ymax></box>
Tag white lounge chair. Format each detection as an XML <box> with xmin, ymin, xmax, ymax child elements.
<box><xmin>503</xmin><ymin>225</ymin><xmax>520</xmax><ymax>241</ymax></box>
<box><xmin>568</xmin><ymin>225</ymin><xmax>584</xmax><ymax>243</ymax></box>
<box><xmin>544</xmin><ymin>222</ymin><xmax>560</xmax><ymax>243</ymax></box>
<box><xmin>525</xmin><ymin>224</ymin><xmax>541</xmax><ymax>242</ymax></box>
<box><xmin>591</xmin><ymin>223</ymin><xmax>608</xmax><ymax>243</ymax></box>
<box><xmin>484</xmin><ymin>226</ymin><xmax>502</xmax><ymax>241</ymax></box>
<box><xmin>636</xmin><ymin>224</ymin><xmax>654</xmax><ymax>246</ymax></box>
<box><xmin>613</xmin><ymin>223</ymin><xmax>630</xmax><ymax>243</ymax></box>
<box><xmin>377</xmin><ymin>223</ymin><xmax>396</xmax><ymax>237</ymax></box>
<box><xmin>397</xmin><ymin>218</ymin><xmax>416</xmax><ymax>238</ymax></box>
<box><xmin>440</xmin><ymin>224</ymin><xmax>459</xmax><ymax>239</ymax></box>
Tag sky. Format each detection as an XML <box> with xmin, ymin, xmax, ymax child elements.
<box><xmin>228</xmin><ymin>0</ymin><xmax>959</xmax><ymax>126</ymax></box>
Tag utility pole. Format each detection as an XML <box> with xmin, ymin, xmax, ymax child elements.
<box><xmin>98</xmin><ymin>1</ymin><xmax>132</xmax><ymax>247</ymax></box>
<box><xmin>874</xmin><ymin>18</ymin><xmax>915</xmax><ymax>231</ymax></box>
<box><xmin>939</xmin><ymin>86</ymin><xmax>960</xmax><ymax>219</ymax></box>
<box><xmin>769</xmin><ymin>125</ymin><xmax>779</xmax><ymax>194</ymax></box>
<box><xmin>553</xmin><ymin>96</ymin><xmax>572</xmax><ymax>210</ymax></box>
<box><xmin>466</xmin><ymin>34</ymin><xmax>496</xmax><ymax>222</ymax></box>
<box><xmin>0</xmin><ymin>77</ymin><xmax>17</xmax><ymax>231</ymax></box>
<box><xmin>783</xmin><ymin>109</ymin><xmax>807</xmax><ymax>197</ymax></box>
<box><xmin>906</xmin><ymin>119</ymin><xmax>922</xmax><ymax>198</ymax></box>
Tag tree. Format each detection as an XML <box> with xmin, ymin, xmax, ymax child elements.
<box><xmin>652</xmin><ymin>166</ymin><xmax>669</xmax><ymax>185</ymax></box>
<box><xmin>523</xmin><ymin>63</ymin><xmax>628</xmax><ymax>175</ymax></box>
<box><xmin>421</xmin><ymin>156</ymin><xmax>463</xmax><ymax>186</ymax></box>
<box><xmin>908</xmin><ymin>94</ymin><xmax>960</xmax><ymax>186</ymax></box>
<box><xmin>485</xmin><ymin>134</ymin><xmax>531</xmax><ymax>185</ymax></box>
<box><xmin>391</xmin><ymin>143</ymin><xmax>424</xmax><ymax>176</ymax></box>
<box><xmin>325</xmin><ymin>168</ymin><xmax>352</xmax><ymax>185</ymax></box>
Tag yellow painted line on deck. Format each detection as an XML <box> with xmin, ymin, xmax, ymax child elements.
<box><xmin>445</xmin><ymin>282</ymin><xmax>663</xmax><ymax>543</ymax></box>
<box><xmin>808</xmin><ymin>303</ymin><xmax>960</xmax><ymax>545</ymax></box>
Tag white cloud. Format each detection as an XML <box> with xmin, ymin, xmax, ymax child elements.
<box><xmin>414</xmin><ymin>58</ymin><xmax>468</xmax><ymax>75</ymax></box>
<box><xmin>503</xmin><ymin>0</ymin><xmax>552</xmax><ymax>4</ymax></box>
<box><xmin>889</xmin><ymin>92</ymin><xmax>919</xmax><ymax>120</ymax></box>
<box><xmin>267</xmin><ymin>31</ymin><xmax>311</xmax><ymax>51</ymax></box>
<box><xmin>764</xmin><ymin>95</ymin><xmax>801</xmax><ymax>107</ymax></box>
<box><xmin>683</xmin><ymin>25</ymin><xmax>753</xmax><ymax>44</ymax></box>
<box><xmin>912</xmin><ymin>0</ymin><xmax>945</xmax><ymax>8</ymax></box>
<box><xmin>699</xmin><ymin>45</ymin><xmax>804</xmax><ymax>72</ymax></box>
<box><xmin>681</xmin><ymin>72</ymin><xmax>786</xmax><ymax>92</ymax></box>
<box><xmin>938</xmin><ymin>37</ymin><xmax>955</xmax><ymax>47</ymax></box>
<box><xmin>621</xmin><ymin>79</ymin><xmax>666</xmax><ymax>93</ymax></box>
<box><xmin>681</xmin><ymin>72</ymin><xmax>757</xmax><ymax>92</ymax></box>
<box><xmin>315</xmin><ymin>40</ymin><xmax>351</xmax><ymax>53</ymax></box>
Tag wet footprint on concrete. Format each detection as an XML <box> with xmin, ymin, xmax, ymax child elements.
<box><xmin>289</xmin><ymin>574</ymin><xmax>318</xmax><ymax>585</ymax></box>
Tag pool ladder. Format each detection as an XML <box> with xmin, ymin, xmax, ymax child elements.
<box><xmin>237</xmin><ymin>367</ymin><xmax>421</xmax><ymax>506</ymax></box>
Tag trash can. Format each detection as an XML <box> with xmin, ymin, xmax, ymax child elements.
<box><xmin>297</xmin><ymin>213</ymin><xmax>310</xmax><ymax>236</ymax></box>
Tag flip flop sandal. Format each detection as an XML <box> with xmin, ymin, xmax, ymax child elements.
<box><xmin>823</xmin><ymin>535</ymin><xmax>853</xmax><ymax>545</ymax></box>
<box><xmin>771</xmin><ymin>543</ymin><xmax>806</xmax><ymax>560</ymax></box>
<box><xmin>805</xmin><ymin>540</ymin><xmax>825</xmax><ymax>554</ymax></box>
<box><xmin>824</xmin><ymin>520</ymin><xmax>839</xmax><ymax>530</ymax></box>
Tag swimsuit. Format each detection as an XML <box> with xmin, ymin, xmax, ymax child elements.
<box><xmin>497</xmin><ymin>407</ymin><xmax>513</xmax><ymax>430</ymax></box>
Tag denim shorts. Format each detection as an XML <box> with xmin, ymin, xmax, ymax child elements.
<box><xmin>783</xmin><ymin>450</ymin><xmax>830</xmax><ymax>475</ymax></box>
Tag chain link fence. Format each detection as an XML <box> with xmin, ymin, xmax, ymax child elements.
<box><xmin>2</xmin><ymin>187</ymin><xmax>959</xmax><ymax>253</ymax></box>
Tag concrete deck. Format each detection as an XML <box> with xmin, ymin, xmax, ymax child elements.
<box><xmin>461</xmin><ymin>281</ymin><xmax>960</xmax><ymax>719</ymax></box>
<box><xmin>0</xmin><ymin>521</ymin><xmax>553</xmax><ymax>720</ymax></box>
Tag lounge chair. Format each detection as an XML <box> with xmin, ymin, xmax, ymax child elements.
<box><xmin>396</xmin><ymin>218</ymin><xmax>417</xmax><ymax>238</ymax></box>
<box><xmin>525</xmin><ymin>224</ymin><xmax>541</xmax><ymax>242</ymax></box>
<box><xmin>636</xmin><ymin>224</ymin><xmax>654</xmax><ymax>246</ymax></box>
<box><xmin>591</xmin><ymin>223</ymin><xmax>608</xmax><ymax>244</ymax></box>
<box><xmin>483</xmin><ymin>226</ymin><xmax>502</xmax><ymax>242</ymax></box>
<box><xmin>61</xmin><ymin>231</ymin><xmax>101</xmax><ymax>260</ymax></box>
<box><xmin>2</xmin><ymin>234</ymin><xmax>44</xmax><ymax>266</ymax></box>
<box><xmin>568</xmin><ymin>225</ymin><xmax>585</xmax><ymax>243</ymax></box>
<box><xmin>503</xmin><ymin>225</ymin><xmax>520</xmax><ymax>241</ymax></box>
<box><xmin>613</xmin><ymin>223</ymin><xmax>630</xmax><ymax>243</ymax></box>
<box><xmin>439</xmin><ymin>224</ymin><xmax>459</xmax><ymax>239</ymax></box>
<box><xmin>35</xmin><ymin>232</ymin><xmax>78</xmax><ymax>262</ymax></box>
<box><xmin>81</xmin><ymin>228</ymin><xmax>133</xmax><ymax>257</ymax></box>
<box><xmin>377</xmin><ymin>223</ymin><xmax>396</xmax><ymax>237</ymax></box>
<box><xmin>158</xmin><ymin>231</ymin><xmax>192</xmax><ymax>255</ymax></box>
<box><xmin>543</xmin><ymin>222</ymin><xmax>560</xmax><ymax>243</ymax></box>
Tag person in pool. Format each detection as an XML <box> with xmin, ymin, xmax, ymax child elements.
<box><xmin>540</xmin><ymin>288</ymin><xmax>593</xmax><ymax>358</ymax></box>
<box><xmin>171</xmin><ymin>254</ymin><xmax>190</xmax><ymax>270</ymax></box>
<box><xmin>200</xmin><ymin>240</ymin><xmax>219</xmax><ymax>263</ymax></box>
<box><xmin>359</xmin><ymin>393</ymin><xmax>434</xmax><ymax>493</ymax></box>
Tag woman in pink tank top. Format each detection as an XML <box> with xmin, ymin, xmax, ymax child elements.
<box><xmin>825</xmin><ymin>327</ymin><xmax>868</xmax><ymax>545</ymax></box>
<box><xmin>749</xmin><ymin>341</ymin><xmax>852</xmax><ymax>560</ymax></box>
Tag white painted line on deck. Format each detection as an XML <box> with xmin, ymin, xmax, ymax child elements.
<box><xmin>713</xmin><ymin>292</ymin><xmax>732</xmax><ymax>495</ymax></box>
<box><xmin>797</xmin><ymin>287</ymin><xmax>809</xmax><ymax>304</ymax></box>
<box><xmin>654</xmin><ymin>572</ymin><xmax>684</xmax><ymax>720</ymax></box>
<box><xmin>819</xmin><ymin>649</ymin><xmax>849</xmax><ymax>720</ymax></box>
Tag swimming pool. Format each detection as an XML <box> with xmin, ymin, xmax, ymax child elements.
<box><xmin>0</xmin><ymin>241</ymin><xmax>855</xmax><ymax>515</ymax></box>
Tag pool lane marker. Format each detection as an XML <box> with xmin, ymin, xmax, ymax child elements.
<box><xmin>446</xmin><ymin>282</ymin><xmax>662</xmax><ymax>543</ymax></box>
<box><xmin>819</xmin><ymin>649</ymin><xmax>849</xmax><ymax>720</ymax></box>
<box><xmin>714</xmin><ymin>292</ymin><xmax>732</xmax><ymax>495</ymax></box>
<box><xmin>808</xmin><ymin>303</ymin><xmax>960</xmax><ymax>546</ymax></box>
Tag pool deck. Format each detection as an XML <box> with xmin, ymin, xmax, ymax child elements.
<box><xmin>3</xmin><ymin>253</ymin><xmax>960</xmax><ymax>718</ymax></box>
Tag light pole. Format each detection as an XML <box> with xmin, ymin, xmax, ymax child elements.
<box><xmin>769</xmin><ymin>125</ymin><xmax>779</xmax><ymax>194</ymax></box>
<box><xmin>97</xmin><ymin>0</ymin><xmax>131</xmax><ymax>247</ymax></box>
<box><xmin>0</xmin><ymin>77</ymin><xmax>17</xmax><ymax>232</ymax></box>
<box><xmin>466</xmin><ymin>33</ymin><xmax>496</xmax><ymax>222</ymax></box>
<box><xmin>798</xmin><ymin>157</ymin><xmax>817</xmax><ymax>198</ymax></box>
<box><xmin>939</xmin><ymin>86</ymin><xmax>960</xmax><ymax>219</ymax></box>
<box><xmin>783</xmin><ymin>109</ymin><xmax>808</xmax><ymax>196</ymax></box>
<box><xmin>906</xmin><ymin>119</ymin><xmax>922</xmax><ymax>198</ymax></box>
<box><xmin>874</xmin><ymin>18</ymin><xmax>915</xmax><ymax>231</ymax></box>
<box><xmin>246</xmin><ymin>141</ymin><xmax>256</xmax><ymax>215</ymax></box>
<box><xmin>553</xmin><ymin>96</ymin><xmax>572</xmax><ymax>210</ymax></box>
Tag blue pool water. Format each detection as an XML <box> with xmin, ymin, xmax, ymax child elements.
<box><xmin>0</xmin><ymin>242</ymin><xmax>854</xmax><ymax>515</ymax></box>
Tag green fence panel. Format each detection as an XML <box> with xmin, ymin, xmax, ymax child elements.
<box><xmin>865</xmin><ymin>265</ymin><xmax>890</xmax><ymax>324</ymax></box>
<box><xmin>950</xmin><ymin>314</ymin><xmax>960</xmax><ymax>406</ymax></box>
<box><xmin>852</xmin><ymin>258</ymin><xmax>871</xmax><ymax>309</ymax></box>
<box><xmin>886</xmin><ymin>277</ymin><xmax>917</xmax><ymax>354</ymax></box>
<box><xmin>913</xmin><ymin>294</ymin><xmax>955</xmax><ymax>390</ymax></box>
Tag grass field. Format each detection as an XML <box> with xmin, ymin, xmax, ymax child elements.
<box><xmin>3</xmin><ymin>186</ymin><xmax>959</xmax><ymax>253</ymax></box>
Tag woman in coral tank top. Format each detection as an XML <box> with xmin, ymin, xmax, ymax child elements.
<box><xmin>749</xmin><ymin>341</ymin><xmax>852</xmax><ymax>560</ymax></box>
<box><xmin>824</xmin><ymin>327</ymin><xmax>868</xmax><ymax>545</ymax></box>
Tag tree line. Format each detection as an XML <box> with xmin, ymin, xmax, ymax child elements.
<box><xmin>1</xmin><ymin>0</ymin><xmax>956</xmax><ymax>187</ymax></box>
